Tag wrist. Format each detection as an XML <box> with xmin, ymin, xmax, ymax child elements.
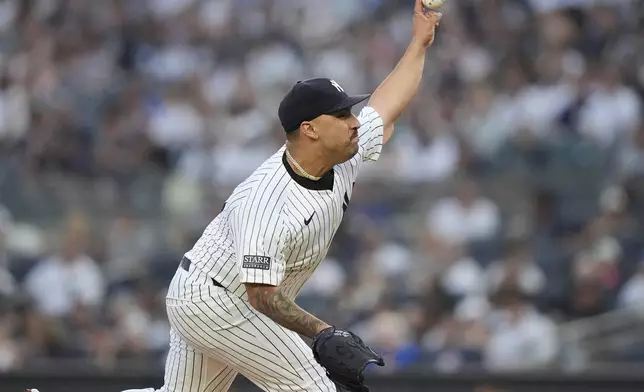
<box><xmin>315</xmin><ymin>323</ymin><xmax>332</xmax><ymax>335</ymax></box>
<box><xmin>409</xmin><ymin>38</ymin><xmax>429</xmax><ymax>52</ymax></box>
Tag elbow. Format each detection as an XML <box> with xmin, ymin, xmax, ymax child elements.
<box><xmin>245</xmin><ymin>284</ymin><xmax>261</xmax><ymax>310</ymax></box>
<box><xmin>245</xmin><ymin>283</ymin><xmax>277</xmax><ymax>312</ymax></box>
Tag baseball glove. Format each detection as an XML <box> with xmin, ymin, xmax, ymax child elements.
<box><xmin>312</xmin><ymin>327</ymin><xmax>385</xmax><ymax>392</ymax></box>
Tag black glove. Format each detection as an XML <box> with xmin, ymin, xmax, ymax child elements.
<box><xmin>312</xmin><ymin>327</ymin><xmax>384</xmax><ymax>392</ymax></box>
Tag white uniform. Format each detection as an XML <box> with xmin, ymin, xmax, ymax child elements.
<box><xmin>155</xmin><ymin>106</ymin><xmax>383</xmax><ymax>392</ymax></box>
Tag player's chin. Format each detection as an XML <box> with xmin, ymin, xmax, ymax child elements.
<box><xmin>347</xmin><ymin>145</ymin><xmax>359</xmax><ymax>159</ymax></box>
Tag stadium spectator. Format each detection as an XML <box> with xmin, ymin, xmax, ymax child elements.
<box><xmin>24</xmin><ymin>213</ymin><xmax>105</xmax><ymax>318</ymax></box>
<box><xmin>484</xmin><ymin>288</ymin><xmax>559</xmax><ymax>372</ymax></box>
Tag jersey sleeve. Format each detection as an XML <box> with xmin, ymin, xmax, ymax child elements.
<box><xmin>232</xmin><ymin>197</ymin><xmax>290</xmax><ymax>287</ymax></box>
<box><xmin>356</xmin><ymin>106</ymin><xmax>384</xmax><ymax>162</ymax></box>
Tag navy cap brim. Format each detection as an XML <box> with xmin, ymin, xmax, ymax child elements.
<box><xmin>323</xmin><ymin>94</ymin><xmax>371</xmax><ymax>115</ymax></box>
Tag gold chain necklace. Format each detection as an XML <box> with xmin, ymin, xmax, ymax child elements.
<box><xmin>285</xmin><ymin>149</ymin><xmax>322</xmax><ymax>181</ymax></box>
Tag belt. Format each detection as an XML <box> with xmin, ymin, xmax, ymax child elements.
<box><xmin>180</xmin><ymin>256</ymin><xmax>225</xmax><ymax>289</ymax></box>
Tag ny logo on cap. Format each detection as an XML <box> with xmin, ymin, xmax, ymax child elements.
<box><xmin>330</xmin><ymin>79</ymin><xmax>344</xmax><ymax>92</ymax></box>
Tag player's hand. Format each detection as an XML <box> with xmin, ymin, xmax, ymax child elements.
<box><xmin>412</xmin><ymin>0</ymin><xmax>442</xmax><ymax>48</ymax></box>
<box><xmin>312</xmin><ymin>327</ymin><xmax>384</xmax><ymax>391</ymax></box>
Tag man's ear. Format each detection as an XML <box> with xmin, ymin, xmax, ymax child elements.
<box><xmin>300</xmin><ymin>121</ymin><xmax>320</xmax><ymax>140</ymax></box>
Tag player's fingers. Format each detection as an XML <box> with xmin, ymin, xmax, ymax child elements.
<box><xmin>414</xmin><ymin>0</ymin><xmax>425</xmax><ymax>15</ymax></box>
<box><xmin>427</xmin><ymin>11</ymin><xmax>442</xmax><ymax>25</ymax></box>
<box><xmin>426</xmin><ymin>11</ymin><xmax>441</xmax><ymax>21</ymax></box>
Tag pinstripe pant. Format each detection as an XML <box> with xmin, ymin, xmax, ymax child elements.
<box><xmin>153</xmin><ymin>266</ymin><xmax>337</xmax><ymax>392</ymax></box>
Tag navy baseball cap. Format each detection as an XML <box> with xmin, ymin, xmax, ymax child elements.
<box><xmin>278</xmin><ymin>78</ymin><xmax>370</xmax><ymax>133</ymax></box>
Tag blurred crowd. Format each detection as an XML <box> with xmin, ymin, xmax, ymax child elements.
<box><xmin>2</xmin><ymin>0</ymin><xmax>644</xmax><ymax>376</ymax></box>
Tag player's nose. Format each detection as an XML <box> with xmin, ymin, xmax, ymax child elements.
<box><xmin>348</xmin><ymin>114</ymin><xmax>359</xmax><ymax>130</ymax></box>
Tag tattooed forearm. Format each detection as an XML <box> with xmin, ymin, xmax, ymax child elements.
<box><xmin>246</xmin><ymin>284</ymin><xmax>330</xmax><ymax>338</ymax></box>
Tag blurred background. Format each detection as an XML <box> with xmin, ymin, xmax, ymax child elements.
<box><xmin>1</xmin><ymin>0</ymin><xmax>644</xmax><ymax>391</ymax></box>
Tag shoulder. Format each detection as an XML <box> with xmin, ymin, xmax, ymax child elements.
<box><xmin>25</xmin><ymin>257</ymin><xmax>58</xmax><ymax>284</ymax></box>
<box><xmin>357</xmin><ymin>106</ymin><xmax>382</xmax><ymax>125</ymax></box>
<box><xmin>29</xmin><ymin>257</ymin><xmax>56</xmax><ymax>273</ymax></box>
<box><xmin>356</xmin><ymin>106</ymin><xmax>384</xmax><ymax>139</ymax></box>
<box><xmin>76</xmin><ymin>255</ymin><xmax>101</xmax><ymax>270</ymax></box>
<box><xmin>475</xmin><ymin>198</ymin><xmax>499</xmax><ymax>214</ymax></box>
<box><xmin>230</xmin><ymin>148</ymin><xmax>293</xmax><ymax>207</ymax></box>
<box><xmin>231</xmin><ymin>149</ymin><xmax>295</xmax><ymax>224</ymax></box>
<box><xmin>430</xmin><ymin>197</ymin><xmax>459</xmax><ymax>213</ymax></box>
<box><xmin>528</xmin><ymin>312</ymin><xmax>557</xmax><ymax>335</ymax></box>
<box><xmin>242</xmin><ymin>146</ymin><xmax>289</xmax><ymax>187</ymax></box>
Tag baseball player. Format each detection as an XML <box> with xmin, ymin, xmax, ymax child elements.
<box><xmin>123</xmin><ymin>2</ymin><xmax>441</xmax><ymax>391</ymax></box>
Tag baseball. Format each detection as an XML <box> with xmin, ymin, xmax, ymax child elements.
<box><xmin>422</xmin><ymin>0</ymin><xmax>445</xmax><ymax>10</ymax></box>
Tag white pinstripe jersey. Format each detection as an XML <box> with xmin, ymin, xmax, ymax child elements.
<box><xmin>184</xmin><ymin>106</ymin><xmax>384</xmax><ymax>300</ymax></box>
